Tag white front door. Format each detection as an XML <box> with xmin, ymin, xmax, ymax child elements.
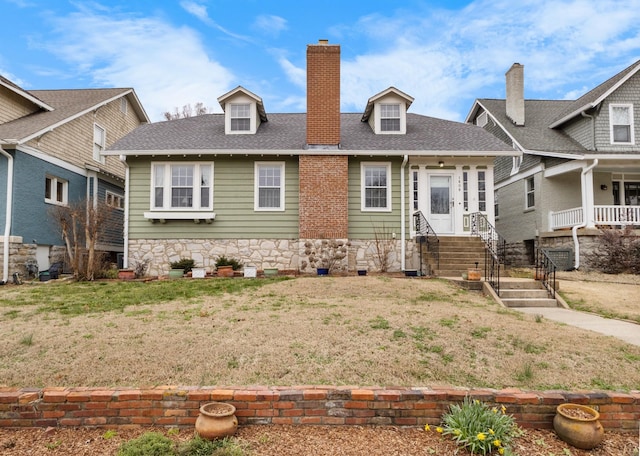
<box><xmin>428</xmin><ymin>175</ymin><xmax>453</xmax><ymax>233</ymax></box>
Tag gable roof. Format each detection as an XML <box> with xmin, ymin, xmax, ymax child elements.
<box><xmin>0</xmin><ymin>86</ymin><xmax>150</xmax><ymax>144</ymax></box>
<box><xmin>361</xmin><ymin>87</ymin><xmax>414</xmax><ymax>122</ymax></box>
<box><xmin>549</xmin><ymin>59</ymin><xmax>640</xmax><ymax>128</ymax></box>
<box><xmin>217</xmin><ymin>86</ymin><xmax>268</xmax><ymax>122</ymax></box>
<box><xmin>106</xmin><ymin>112</ymin><xmax>515</xmax><ymax>156</ymax></box>
<box><xmin>475</xmin><ymin>99</ymin><xmax>585</xmax><ymax>153</ymax></box>
<box><xmin>0</xmin><ymin>75</ymin><xmax>54</xmax><ymax>111</ymax></box>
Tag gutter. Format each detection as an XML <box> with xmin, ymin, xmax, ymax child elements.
<box><xmin>0</xmin><ymin>145</ymin><xmax>13</xmax><ymax>284</ymax></box>
<box><xmin>572</xmin><ymin>158</ymin><xmax>598</xmax><ymax>269</ymax></box>
<box><xmin>400</xmin><ymin>155</ymin><xmax>408</xmax><ymax>271</ymax></box>
<box><xmin>120</xmin><ymin>155</ymin><xmax>130</xmax><ymax>269</ymax></box>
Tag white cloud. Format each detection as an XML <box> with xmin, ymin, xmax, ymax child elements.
<box><xmin>43</xmin><ymin>8</ymin><xmax>235</xmax><ymax>121</ymax></box>
<box><xmin>253</xmin><ymin>15</ymin><xmax>288</xmax><ymax>36</ymax></box>
<box><xmin>179</xmin><ymin>0</ymin><xmax>213</xmax><ymax>25</ymax></box>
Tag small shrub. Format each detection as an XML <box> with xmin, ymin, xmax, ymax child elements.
<box><xmin>117</xmin><ymin>432</ymin><xmax>175</xmax><ymax>456</ymax></box>
<box><xmin>177</xmin><ymin>436</ymin><xmax>247</xmax><ymax>456</ymax></box>
<box><xmin>589</xmin><ymin>227</ymin><xmax>640</xmax><ymax>274</ymax></box>
<box><xmin>20</xmin><ymin>334</ymin><xmax>33</xmax><ymax>346</ymax></box>
<box><xmin>215</xmin><ymin>256</ymin><xmax>243</xmax><ymax>271</ymax></box>
<box><xmin>170</xmin><ymin>258</ymin><xmax>196</xmax><ymax>273</ymax></box>
<box><xmin>437</xmin><ymin>396</ymin><xmax>523</xmax><ymax>455</ymax></box>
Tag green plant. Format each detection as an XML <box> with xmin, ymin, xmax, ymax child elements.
<box><xmin>215</xmin><ymin>256</ymin><xmax>243</xmax><ymax>271</ymax></box>
<box><xmin>177</xmin><ymin>436</ymin><xmax>247</xmax><ymax>456</ymax></box>
<box><xmin>116</xmin><ymin>432</ymin><xmax>175</xmax><ymax>456</ymax></box>
<box><xmin>437</xmin><ymin>396</ymin><xmax>523</xmax><ymax>455</ymax></box>
<box><xmin>170</xmin><ymin>258</ymin><xmax>196</xmax><ymax>273</ymax></box>
<box><xmin>102</xmin><ymin>429</ymin><xmax>118</xmax><ymax>439</ymax></box>
<box><xmin>20</xmin><ymin>333</ymin><xmax>33</xmax><ymax>346</ymax></box>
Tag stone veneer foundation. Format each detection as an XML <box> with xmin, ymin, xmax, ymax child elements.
<box><xmin>1</xmin><ymin>386</ymin><xmax>638</xmax><ymax>431</ymax></box>
<box><xmin>129</xmin><ymin>239</ymin><xmax>419</xmax><ymax>276</ymax></box>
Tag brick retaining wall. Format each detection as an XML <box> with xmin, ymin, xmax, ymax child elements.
<box><xmin>1</xmin><ymin>386</ymin><xmax>638</xmax><ymax>432</ymax></box>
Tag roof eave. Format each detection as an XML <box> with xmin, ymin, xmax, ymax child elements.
<box><xmin>105</xmin><ymin>148</ymin><xmax>517</xmax><ymax>157</ymax></box>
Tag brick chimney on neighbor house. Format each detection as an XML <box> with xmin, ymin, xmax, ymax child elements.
<box><xmin>505</xmin><ymin>63</ymin><xmax>525</xmax><ymax>126</ymax></box>
<box><xmin>299</xmin><ymin>40</ymin><xmax>348</xmax><ymax>240</ymax></box>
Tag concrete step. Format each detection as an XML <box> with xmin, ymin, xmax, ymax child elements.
<box><xmin>500</xmin><ymin>289</ymin><xmax>550</xmax><ymax>299</ymax></box>
<box><xmin>502</xmin><ymin>298</ymin><xmax>559</xmax><ymax>308</ymax></box>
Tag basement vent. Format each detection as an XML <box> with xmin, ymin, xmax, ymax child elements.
<box><xmin>543</xmin><ymin>248</ymin><xmax>573</xmax><ymax>271</ymax></box>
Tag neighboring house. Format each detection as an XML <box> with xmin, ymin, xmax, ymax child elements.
<box><xmin>466</xmin><ymin>61</ymin><xmax>640</xmax><ymax>269</ymax></box>
<box><xmin>107</xmin><ymin>40</ymin><xmax>515</xmax><ymax>276</ymax></box>
<box><xmin>0</xmin><ymin>76</ymin><xmax>149</xmax><ymax>282</ymax></box>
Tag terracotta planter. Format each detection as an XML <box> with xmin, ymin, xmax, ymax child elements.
<box><xmin>217</xmin><ymin>265</ymin><xmax>234</xmax><ymax>277</ymax></box>
<box><xmin>118</xmin><ymin>269</ymin><xmax>135</xmax><ymax>280</ymax></box>
<box><xmin>195</xmin><ymin>402</ymin><xmax>238</xmax><ymax>440</ymax></box>
<box><xmin>553</xmin><ymin>403</ymin><xmax>604</xmax><ymax>450</ymax></box>
<box><xmin>467</xmin><ymin>268</ymin><xmax>481</xmax><ymax>281</ymax></box>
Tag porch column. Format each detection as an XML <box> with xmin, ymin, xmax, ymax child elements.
<box><xmin>582</xmin><ymin>161</ymin><xmax>597</xmax><ymax>228</ymax></box>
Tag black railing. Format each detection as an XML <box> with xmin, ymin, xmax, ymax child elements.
<box><xmin>471</xmin><ymin>212</ymin><xmax>506</xmax><ymax>294</ymax></box>
<box><xmin>535</xmin><ymin>249</ymin><xmax>557</xmax><ymax>299</ymax></box>
<box><xmin>413</xmin><ymin>211</ymin><xmax>439</xmax><ymax>276</ymax></box>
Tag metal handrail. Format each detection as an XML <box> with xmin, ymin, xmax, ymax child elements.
<box><xmin>535</xmin><ymin>249</ymin><xmax>557</xmax><ymax>299</ymax></box>
<box><xmin>470</xmin><ymin>212</ymin><xmax>506</xmax><ymax>294</ymax></box>
<box><xmin>413</xmin><ymin>211</ymin><xmax>439</xmax><ymax>275</ymax></box>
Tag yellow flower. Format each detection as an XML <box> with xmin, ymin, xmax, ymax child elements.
<box><xmin>477</xmin><ymin>433</ymin><xmax>486</xmax><ymax>441</ymax></box>
<box><xmin>436</xmin><ymin>427</ymin><xmax>443</xmax><ymax>434</ymax></box>
<box><xmin>492</xmin><ymin>407</ymin><xmax>498</xmax><ymax>413</ymax></box>
<box><xmin>424</xmin><ymin>424</ymin><xmax>430</xmax><ymax>431</ymax></box>
<box><xmin>493</xmin><ymin>439</ymin><xmax>502</xmax><ymax>447</ymax></box>
<box><xmin>501</xmin><ymin>405</ymin><xmax>507</xmax><ymax>414</ymax></box>
<box><xmin>474</xmin><ymin>399</ymin><xmax>480</xmax><ymax>405</ymax></box>
<box><xmin>489</xmin><ymin>428</ymin><xmax>495</xmax><ymax>435</ymax></box>
<box><xmin>453</xmin><ymin>429</ymin><xmax>461</xmax><ymax>436</ymax></box>
<box><xmin>498</xmin><ymin>448</ymin><xmax>505</xmax><ymax>455</ymax></box>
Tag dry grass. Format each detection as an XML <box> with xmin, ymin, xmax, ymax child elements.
<box><xmin>0</xmin><ymin>275</ymin><xmax>639</xmax><ymax>391</ymax></box>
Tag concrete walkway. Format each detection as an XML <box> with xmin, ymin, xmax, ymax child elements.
<box><xmin>515</xmin><ymin>307</ymin><xmax>640</xmax><ymax>347</ymax></box>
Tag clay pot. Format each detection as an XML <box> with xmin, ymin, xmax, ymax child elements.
<box><xmin>217</xmin><ymin>265</ymin><xmax>234</xmax><ymax>277</ymax></box>
<box><xmin>467</xmin><ymin>268</ymin><xmax>481</xmax><ymax>281</ymax></box>
<box><xmin>553</xmin><ymin>403</ymin><xmax>604</xmax><ymax>450</ymax></box>
<box><xmin>118</xmin><ymin>269</ymin><xmax>135</xmax><ymax>280</ymax></box>
<box><xmin>195</xmin><ymin>402</ymin><xmax>238</xmax><ymax>440</ymax></box>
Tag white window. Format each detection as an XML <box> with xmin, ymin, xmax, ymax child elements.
<box><xmin>610</xmin><ymin>104</ymin><xmax>634</xmax><ymax>144</ymax></box>
<box><xmin>361</xmin><ymin>162</ymin><xmax>391</xmax><ymax>211</ymax></box>
<box><xmin>93</xmin><ymin>124</ymin><xmax>106</xmax><ymax>163</ymax></box>
<box><xmin>494</xmin><ymin>191</ymin><xmax>499</xmax><ymax>218</ymax></box>
<box><xmin>412</xmin><ymin>170</ymin><xmax>418</xmax><ymax>211</ymax></box>
<box><xmin>255</xmin><ymin>162</ymin><xmax>285</xmax><ymax>211</ymax></box>
<box><xmin>45</xmin><ymin>175</ymin><xmax>68</xmax><ymax>205</ymax></box>
<box><xmin>106</xmin><ymin>190</ymin><xmax>124</xmax><ymax>210</ymax></box>
<box><xmin>463</xmin><ymin>171</ymin><xmax>469</xmax><ymax>211</ymax></box>
<box><xmin>230</xmin><ymin>103</ymin><xmax>251</xmax><ymax>131</ymax></box>
<box><xmin>380</xmin><ymin>104</ymin><xmax>400</xmax><ymax>132</ymax></box>
<box><xmin>525</xmin><ymin>176</ymin><xmax>535</xmax><ymax>209</ymax></box>
<box><xmin>478</xmin><ymin>171</ymin><xmax>486</xmax><ymax>212</ymax></box>
<box><xmin>151</xmin><ymin>163</ymin><xmax>213</xmax><ymax>210</ymax></box>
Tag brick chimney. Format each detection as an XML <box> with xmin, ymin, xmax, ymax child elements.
<box><xmin>306</xmin><ymin>39</ymin><xmax>340</xmax><ymax>147</ymax></box>
<box><xmin>505</xmin><ymin>63</ymin><xmax>525</xmax><ymax>126</ymax></box>
<box><xmin>299</xmin><ymin>40</ymin><xmax>348</xmax><ymax>240</ymax></box>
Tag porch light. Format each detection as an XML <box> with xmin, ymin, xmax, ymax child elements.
<box><xmin>600</xmin><ymin>184</ymin><xmax>608</xmax><ymax>191</ymax></box>
<box><xmin>438</xmin><ymin>161</ymin><xmax>444</xmax><ymax>168</ymax></box>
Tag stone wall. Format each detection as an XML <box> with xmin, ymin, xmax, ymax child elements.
<box><xmin>129</xmin><ymin>238</ymin><xmax>415</xmax><ymax>276</ymax></box>
<box><xmin>1</xmin><ymin>386</ymin><xmax>638</xmax><ymax>431</ymax></box>
<box><xmin>0</xmin><ymin>237</ymin><xmax>36</xmax><ymax>280</ymax></box>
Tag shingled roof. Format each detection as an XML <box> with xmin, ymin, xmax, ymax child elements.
<box><xmin>0</xmin><ymin>86</ymin><xmax>149</xmax><ymax>144</ymax></box>
<box><xmin>107</xmin><ymin>112</ymin><xmax>515</xmax><ymax>155</ymax></box>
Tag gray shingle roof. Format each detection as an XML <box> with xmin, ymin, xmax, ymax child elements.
<box><xmin>478</xmin><ymin>99</ymin><xmax>587</xmax><ymax>153</ymax></box>
<box><xmin>108</xmin><ymin>112</ymin><xmax>514</xmax><ymax>154</ymax></box>
<box><xmin>0</xmin><ymin>88</ymin><xmax>144</xmax><ymax>143</ymax></box>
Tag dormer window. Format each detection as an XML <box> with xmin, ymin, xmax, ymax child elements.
<box><xmin>361</xmin><ymin>87</ymin><xmax>414</xmax><ymax>135</ymax></box>
<box><xmin>231</xmin><ymin>103</ymin><xmax>251</xmax><ymax>131</ymax></box>
<box><xmin>610</xmin><ymin>104</ymin><xmax>634</xmax><ymax>144</ymax></box>
<box><xmin>380</xmin><ymin>104</ymin><xmax>400</xmax><ymax>132</ymax></box>
<box><xmin>218</xmin><ymin>86</ymin><xmax>268</xmax><ymax>135</ymax></box>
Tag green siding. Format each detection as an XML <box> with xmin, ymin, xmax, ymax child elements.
<box><xmin>128</xmin><ymin>156</ymin><xmax>299</xmax><ymax>239</ymax></box>
<box><xmin>348</xmin><ymin>157</ymin><xmax>407</xmax><ymax>239</ymax></box>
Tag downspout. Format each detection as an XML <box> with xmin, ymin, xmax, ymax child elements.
<box><xmin>0</xmin><ymin>146</ymin><xmax>13</xmax><ymax>284</ymax></box>
<box><xmin>400</xmin><ymin>155</ymin><xmax>408</xmax><ymax>271</ymax></box>
<box><xmin>120</xmin><ymin>155</ymin><xmax>130</xmax><ymax>269</ymax></box>
<box><xmin>572</xmin><ymin>158</ymin><xmax>598</xmax><ymax>269</ymax></box>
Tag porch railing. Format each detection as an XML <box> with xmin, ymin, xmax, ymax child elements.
<box><xmin>535</xmin><ymin>248</ymin><xmax>557</xmax><ymax>299</ymax></box>
<box><xmin>413</xmin><ymin>211</ymin><xmax>439</xmax><ymax>276</ymax></box>
<box><xmin>470</xmin><ymin>212</ymin><xmax>506</xmax><ymax>294</ymax></box>
<box><xmin>550</xmin><ymin>205</ymin><xmax>640</xmax><ymax>230</ymax></box>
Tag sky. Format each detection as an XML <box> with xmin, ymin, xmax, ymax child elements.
<box><xmin>2</xmin><ymin>0</ymin><xmax>640</xmax><ymax>122</ymax></box>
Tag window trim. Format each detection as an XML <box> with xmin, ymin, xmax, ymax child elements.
<box><xmin>525</xmin><ymin>176</ymin><xmax>535</xmax><ymax>210</ymax></box>
<box><xmin>230</xmin><ymin>103</ymin><xmax>251</xmax><ymax>132</ymax></box>
<box><xmin>609</xmin><ymin>103</ymin><xmax>634</xmax><ymax>145</ymax></box>
<box><xmin>379</xmin><ymin>103</ymin><xmax>401</xmax><ymax>133</ymax></box>
<box><xmin>106</xmin><ymin>190</ymin><xmax>125</xmax><ymax>211</ymax></box>
<box><xmin>93</xmin><ymin>123</ymin><xmax>106</xmax><ymax>164</ymax></box>
<box><xmin>45</xmin><ymin>175</ymin><xmax>68</xmax><ymax>206</ymax></box>
<box><xmin>361</xmin><ymin>162</ymin><xmax>392</xmax><ymax>212</ymax></box>
<box><xmin>254</xmin><ymin>161</ymin><xmax>285</xmax><ymax>211</ymax></box>
<box><xmin>149</xmin><ymin>162</ymin><xmax>214</xmax><ymax>211</ymax></box>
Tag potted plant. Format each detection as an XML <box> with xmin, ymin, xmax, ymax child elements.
<box><xmin>215</xmin><ymin>256</ymin><xmax>242</xmax><ymax>277</ymax></box>
<box><xmin>553</xmin><ymin>403</ymin><xmax>604</xmax><ymax>450</ymax></box>
<box><xmin>169</xmin><ymin>258</ymin><xmax>195</xmax><ymax>279</ymax></box>
<box><xmin>195</xmin><ymin>402</ymin><xmax>238</xmax><ymax>440</ymax></box>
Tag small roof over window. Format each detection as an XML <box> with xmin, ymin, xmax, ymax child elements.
<box><xmin>217</xmin><ymin>86</ymin><xmax>268</xmax><ymax>122</ymax></box>
<box><xmin>361</xmin><ymin>87</ymin><xmax>414</xmax><ymax>122</ymax></box>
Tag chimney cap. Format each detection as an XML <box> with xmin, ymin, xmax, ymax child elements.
<box><xmin>318</xmin><ymin>39</ymin><xmax>329</xmax><ymax>45</ymax></box>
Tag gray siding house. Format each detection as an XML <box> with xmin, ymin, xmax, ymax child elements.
<box><xmin>107</xmin><ymin>41</ymin><xmax>516</xmax><ymax>277</ymax></box>
<box><xmin>466</xmin><ymin>61</ymin><xmax>640</xmax><ymax>269</ymax></box>
<box><xmin>0</xmin><ymin>76</ymin><xmax>149</xmax><ymax>282</ymax></box>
